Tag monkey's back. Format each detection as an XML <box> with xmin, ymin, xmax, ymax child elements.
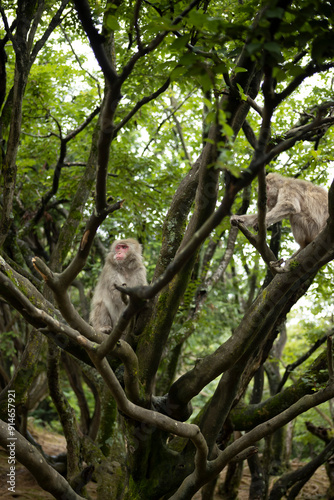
<box><xmin>286</xmin><ymin>178</ymin><xmax>328</xmax><ymax>246</ymax></box>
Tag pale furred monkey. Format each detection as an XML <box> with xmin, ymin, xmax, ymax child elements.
<box><xmin>231</xmin><ymin>173</ymin><xmax>329</xmax><ymax>254</ymax></box>
<box><xmin>90</xmin><ymin>238</ymin><xmax>147</xmax><ymax>333</ymax></box>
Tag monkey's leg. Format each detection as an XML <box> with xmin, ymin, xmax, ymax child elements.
<box><xmin>90</xmin><ymin>301</ymin><xmax>113</xmax><ymax>334</ymax></box>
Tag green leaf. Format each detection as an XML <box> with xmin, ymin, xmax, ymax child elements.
<box><xmin>265</xmin><ymin>7</ymin><xmax>285</xmax><ymax>19</ymax></box>
<box><xmin>234</xmin><ymin>66</ymin><xmax>248</xmax><ymax>73</ymax></box>
<box><xmin>236</xmin><ymin>83</ymin><xmax>247</xmax><ymax>101</ymax></box>
<box><xmin>105</xmin><ymin>14</ymin><xmax>120</xmax><ymax>31</ymax></box>
<box><xmin>245</xmin><ymin>42</ymin><xmax>262</xmax><ymax>55</ymax></box>
<box><xmin>170</xmin><ymin>35</ymin><xmax>190</xmax><ymax>50</ymax></box>
<box><xmin>264</xmin><ymin>41</ymin><xmax>282</xmax><ymax>57</ymax></box>
<box><xmin>170</xmin><ymin>66</ymin><xmax>187</xmax><ymax>81</ymax></box>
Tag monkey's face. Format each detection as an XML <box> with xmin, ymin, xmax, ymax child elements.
<box><xmin>114</xmin><ymin>243</ymin><xmax>129</xmax><ymax>262</ymax></box>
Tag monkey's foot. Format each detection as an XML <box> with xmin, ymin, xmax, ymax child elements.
<box><xmin>100</xmin><ymin>326</ymin><xmax>112</xmax><ymax>334</ymax></box>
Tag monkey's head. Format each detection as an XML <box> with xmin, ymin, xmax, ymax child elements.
<box><xmin>266</xmin><ymin>173</ymin><xmax>284</xmax><ymax>208</ymax></box>
<box><xmin>110</xmin><ymin>238</ymin><xmax>143</xmax><ymax>266</ymax></box>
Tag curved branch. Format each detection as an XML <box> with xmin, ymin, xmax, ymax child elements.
<box><xmin>112</xmin><ymin>341</ymin><xmax>142</xmax><ymax>404</ymax></box>
<box><xmin>0</xmin><ymin>266</ymin><xmax>101</xmax><ymax>349</ymax></box>
<box><xmin>91</xmin><ymin>354</ymin><xmax>209</xmax><ymax>481</ymax></box>
<box><xmin>25</xmin><ymin>106</ymin><xmax>100</xmax><ymax>231</ymax></box>
<box><xmin>276</xmin><ymin>332</ymin><xmax>330</xmax><ymax>393</ymax></box>
<box><xmin>171</xmin><ymin>383</ymin><xmax>334</xmax><ymax>499</ymax></box>
<box><xmin>96</xmin><ymin>286</ymin><xmax>147</xmax><ymax>359</ymax></box>
<box><xmin>30</xmin><ymin>0</ymin><xmax>72</xmax><ymax>64</ymax></box>
<box><xmin>61</xmin><ymin>25</ymin><xmax>102</xmax><ymax>99</ymax></box>
<box><xmin>0</xmin><ymin>420</ymin><xmax>85</xmax><ymax>500</ymax></box>
<box><xmin>276</xmin><ymin>61</ymin><xmax>334</xmax><ymax>105</ymax></box>
<box><xmin>72</xmin><ymin>0</ymin><xmax>118</xmax><ymax>84</ymax></box>
<box><xmin>114</xmin><ymin>78</ymin><xmax>170</xmax><ymax>134</ymax></box>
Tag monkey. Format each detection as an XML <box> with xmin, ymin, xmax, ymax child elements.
<box><xmin>90</xmin><ymin>238</ymin><xmax>147</xmax><ymax>333</ymax></box>
<box><xmin>231</xmin><ymin>173</ymin><xmax>329</xmax><ymax>255</ymax></box>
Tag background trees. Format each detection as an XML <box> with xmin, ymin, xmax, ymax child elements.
<box><xmin>0</xmin><ymin>0</ymin><xmax>334</xmax><ymax>499</ymax></box>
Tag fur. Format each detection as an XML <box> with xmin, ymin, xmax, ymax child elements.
<box><xmin>90</xmin><ymin>238</ymin><xmax>147</xmax><ymax>332</ymax></box>
<box><xmin>231</xmin><ymin>173</ymin><xmax>328</xmax><ymax>251</ymax></box>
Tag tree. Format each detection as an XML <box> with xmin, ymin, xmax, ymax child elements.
<box><xmin>0</xmin><ymin>0</ymin><xmax>334</xmax><ymax>499</ymax></box>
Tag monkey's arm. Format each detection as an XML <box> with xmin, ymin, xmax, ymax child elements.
<box><xmin>90</xmin><ymin>301</ymin><xmax>113</xmax><ymax>334</ymax></box>
<box><xmin>265</xmin><ymin>190</ymin><xmax>300</xmax><ymax>227</ymax></box>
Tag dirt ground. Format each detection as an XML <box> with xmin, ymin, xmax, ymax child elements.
<box><xmin>0</xmin><ymin>424</ymin><xmax>330</xmax><ymax>499</ymax></box>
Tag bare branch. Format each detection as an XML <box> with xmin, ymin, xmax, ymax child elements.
<box><xmin>61</xmin><ymin>25</ymin><xmax>102</xmax><ymax>99</ymax></box>
<box><xmin>31</xmin><ymin>255</ymin><xmax>104</xmax><ymax>344</ymax></box>
<box><xmin>267</xmin><ymin>115</ymin><xmax>334</xmax><ymax>162</ymax></box>
<box><xmin>112</xmin><ymin>341</ymin><xmax>142</xmax><ymax>404</ymax></box>
<box><xmin>206</xmin><ymin>225</ymin><xmax>239</xmax><ymax>287</ymax></box>
<box><xmin>133</xmin><ymin>0</ymin><xmax>144</xmax><ymax>50</ymax></box>
<box><xmin>64</xmin><ymin>106</ymin><xmax>100</xmax><ymax>142</ymax></box>
<box><xmin>114</xmin><ymin>78</ymin><xmax>170</xmax><ymax>134</ymax></box>
<box><xmin>72</xmin><ymin>0</ymin><xmax>118</xmax><ymax>84</ymax></box>
<box><xmin>0</xmin><ymin>6</ymin><xmax>17</xmax><ymax>51</ymax></box>
<box><xmin>0</xmin><ymin>259</ymin><xmax>102</xmax><ymax>347</ymax></box>
<box><xmin>96</xmin><ymin>89</ymin><xmax>122</xmax><ymax>211</ymax></box>
<box><xmin>276</xmin><ymin>332</ymin><xmax>330</xmax><ymax>393</ymax></box>
<box><xmin>141</xmin><ymin>88</ymin><xmax>196</xmax><ymax>155</ymax></box>
<box><xmin>31</xmin><ymin>0</ymin><xmax>72</xmax><ymax>64</ymax></box>
<box><xmin>25</xmin><ymin>106</ymin><xmax>100</xmax><ymax>231</ymax></box>
<box><xmin>230</xmin><ymin>218</ymin><xmax>277</xmax><ymax>267</ymax></box>
<box><xmin>170</xmin><ymin>384</ymin><xmax>334</xmax><ymax>499</ymax></box>
<box><xmin>246</xmin><ymin>95</ymin><xmax>263</xmax><ymax>116</ymax></box>
<box><xmin>277</xmin><ymin>61</ymin><xmax>334</xmax><ymax>105</ymax></box>
<box><xmin>171</xmin><ymin>96</ymin><xmax>192</xmax><ymax>163</ymax></box>
<box><xmin>0</xmin><ymin>420</ymin><xmax>86</xmax><ymax>500</ymax></box>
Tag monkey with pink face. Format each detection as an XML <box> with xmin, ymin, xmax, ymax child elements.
<box><xmin>90</xmin><ymin>238</ymin><xmax>147</xmax><ymax>333</ymax></box>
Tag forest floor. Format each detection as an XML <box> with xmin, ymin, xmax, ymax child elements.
<box><xmin>0</xmin><ymin>423</ymin><xmax>330</xmax><ymax>499</ymax></box>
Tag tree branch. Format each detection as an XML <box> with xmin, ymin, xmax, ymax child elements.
<box><xmin>276</xmin><ymin>332</ymin><xmax>330</xmax><ymax>393</ymax></box>
<box><xmin>141</xmin><ymin>88</ymin><xmax>196</xmax><ymax>155</ymax></box>
<box><xmin>119</xmin><ymin>0</ymin><xmax>201</xmax><ymax>85</ymax></box>
<box><xmin>114</xmin><ymin>78</ymin><xmax>171</xmax><ymax>134</ymax></box>
<box><xmin>61</xmin><ymin>25</ymin><xmax>102</xmax><ymax>99</ymax></box>
<box><xmin>26</xmin><ymin>106</ymin><xmax>100</xmax><ymax>231</ymax></box>
<box><xmin>72</xmin><ymin>0</ymin><xmax>118</xmax><ymax>84</ymax></box>
<box><xmin>90</xmin><ymin>354</ymin><xmax>209</xmax><ymax>482</ymax></box>
<box><xmin>30</xmin><ymin>0</ymin><xmax>72</xmax><ymax>65</ymax></box>
<box><xmin>171</xmin><ymin>383</ymin><xmax>334</xmax><ymax>499</ymax></box>
<box><xmin>168</xmin><ymin>222</ymin><xmax>334</xmax><ymax>409</ymax></box>
<box><xmin>0</xmin><ymin>420</ymin><xmax>86</xmax><ymax>500</ymax></box>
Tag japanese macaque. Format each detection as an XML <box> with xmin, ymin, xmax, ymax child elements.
<box><xmin>90</xmin><ymin>238</ymin><xmax>147</xmax><ymax>333</ymax></box>
<box><xmin>231</xmin><ymin>173</ymin><xmax>328</xmax><ymax>254</ymax></box>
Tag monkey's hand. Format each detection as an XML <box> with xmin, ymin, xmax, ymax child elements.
<box><xmin>230</xmin><ymin>215</ymin><xmax>246</xmax><ymax>226</ymax></box>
